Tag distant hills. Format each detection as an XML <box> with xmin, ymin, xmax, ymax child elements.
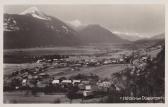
<box><xmin>131</xmin><ymin>33</ymin><xmax>165</xmax><ymax>49</ymax></box>
<box><xmin>151</xmin><ymin>33</ymin><xmax>165</xmax><ymax>40</ymax></box>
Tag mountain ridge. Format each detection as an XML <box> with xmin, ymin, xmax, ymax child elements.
<box><xmin>4</xmin><ymin>7</ymin><xmax>130</xmax><ymax>49</ymax></box>
<box><xmin>4</xmin><ymin>13</ymin><xmax>81</xmax><ymax>49</ymax></box>
<box><xmin>77</xmin><ymin>24</ymin><xmax>129</xmax><ymax>44</ymax></box>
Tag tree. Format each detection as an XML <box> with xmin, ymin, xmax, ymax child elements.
<box><xmin>66</xmin><ymin>85</ymin><xmax>79</xmax><ymax>103</ymax></box>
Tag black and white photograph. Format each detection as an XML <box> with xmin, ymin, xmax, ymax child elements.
<box><xmin>3</xmin><ymin>4</ymin><xmax>165</xmax><ymax>103</ymax></box>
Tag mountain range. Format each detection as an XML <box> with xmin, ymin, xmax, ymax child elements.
<box><xmin>3</xmin><ymin>7</ymin><xmax>164</xmax><ymax>49</ymax></box>
<box><xmin>4</xmin><ymin>7</ymin><xmax>81</xmax><ymax>49</ymax></box>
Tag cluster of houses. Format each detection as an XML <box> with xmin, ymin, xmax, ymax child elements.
<box><xmin>5</xmin><ymin>71</ymin><xmax>115</xmax><ymax>97</ymax></box>
<box><xmin>4</xmin><ymin>52</ymin><xmax>133</xmax><ymax>98</ymax></box>
<box><xmin>36</xmin><ymin>54</ymin><xmax>129</xmax><ymax>69</ymax></box>
<box><xmin>129</xmin><ymin>50</ymin><xmax>154</xmax><ymax>75</ymax></box>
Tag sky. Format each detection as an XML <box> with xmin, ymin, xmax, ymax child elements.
<box><xmin>4</xmin><ymin>4</ymin><xmax>165</xmax><ymax>37</ymax></box>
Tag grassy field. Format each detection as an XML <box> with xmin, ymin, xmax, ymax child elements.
<box><xmin>4</xmin><ymin>63</ymin><xmax>128</xmax><ymax>79</ymax></box>
<box><xmin>4</xmin><ymin>91</ymin><xmax>71</xmax><ymax>103</ymax></box>
<box><xmin>46</xmin><ymin>64</ymin><xmax>128</xmax><ymax>79</ymax></box>
<box><xmin>3</xmin><ymin>63</ymin><xmax>43</xmax><ymax>76</ymax></box>
<box><xmin>4</xmin><ymin>91</ymin><xmax>104</xmax><ymax>103</ymax></box>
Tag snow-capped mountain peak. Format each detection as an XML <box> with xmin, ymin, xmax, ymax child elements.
<box><xmin>20</xmin><ymin>7</ymin><xmax>39</xmax><ymax>14</ymax></box>
<box><xmin>68</xmin><ymin>20</ymin><xmax>83</xmax><ymax>27</ymax></box>
<box><xmin>20</xmin><ymin>7</ymin><xmax>50</xmax><ymax>20</ymax></box>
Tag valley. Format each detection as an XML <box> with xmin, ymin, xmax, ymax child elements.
<box><xmin>3</xmin><ymin>6</ymin><xmax>165</xmax><ymax>103</ymax></box>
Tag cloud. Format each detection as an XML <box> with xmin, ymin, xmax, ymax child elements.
<box><xmin>113</xmin><ymin>31</ymin><xmax>148</xmax><ymax>38</ymax></box>
<box><xmin>68</xmin><ymin>19</ymin><xmax>83</xmax><ymax>27</ymax></box>
<box><xmin>112</xmin><ymin>31</ymin><xmax>151</xmax><ymax>41</ymax></box>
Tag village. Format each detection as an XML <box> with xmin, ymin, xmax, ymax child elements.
<box><xmin>3</xmin><ymin>44</ymin><xmax>163</xmax><ymax>103</ymax></box>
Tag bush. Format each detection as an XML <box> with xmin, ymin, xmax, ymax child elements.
<box><xmin>53</xmin><ymin>98</ymin><xmax>61</xmax><ymax>103</ymax></box>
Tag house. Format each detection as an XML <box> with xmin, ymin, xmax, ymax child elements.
<box><xmin>72</xmin><ymin>80</ymin><xmax>81</xmax><ymax>85</ymax></box>
<box><xmin>97</xmin><ymin>81</ymin><xmax>112</xmax><ymax>92</ymax></box>
<box><xmin>53</xmin><ymin>59</ymin><xmax>58</xmax><ymax>61</ymax></box>
<box><xmin>141</xmin><ymin>56</ymin><xmax>148</xmax><ymax>61</ymax></box>
<box><xmin>119</xmin><ymin>58</ymin><xmax>124</xmax><ymax>62</ymax></box>
<box><xmin>114</xmin><ymin>83</ymin><xmax>126</xmax><ymax>91</ymax></box>
<box><xmin>36</xmin><ymin>60</ymin><xmax>42</xmax><ymax>63</ymax></box>
<box><xmin>103</xmin><ymin>60</ymin><xmax>112</xmax><ymax>65</ymax></box>
<box><xmin>28</xmin><ymin>74</ymin><xmax>33</xmax><ymax>79</ymax></box>
<box><xmin>111</xmin><ymin>60</ymin><xmax>117</xmax><ymax>63</ymax></box>
<box><xmin>78</xmin><ymin>83</ymin><xmax>98</xmax><ymax>92</ymax></box>
<box><xmin>97</xmin><ymin>81</ymin><xmax>111</xmax><ymax>88</ymax></box>
<box><xmin>15</xmin><ymin>86</ymin><xmax>19</xmax><ymax>90</ymax></box>
<box><xmin>81</xmin><ymin>80</ymin><xmax>90</xmax><ymax>85</ymax></box>
<box><xmin>61</xmin><ymin>80</ymin><xmax>72</xmax><ymax>84</ymax></box>
<box><xmin>52</xmin><ymin>80</ymin><xmax>60</xmax><ymax>84</ymax></box>
<box><xmin>83</xmin><ymin>90</ymin><xmax>94</xmax><ymax>97</ymax></box>
<box><xmin>78</xmin><ymin>83</ymin><xmax>85</xmax><ymax>90</ymax></box>
<box><xmin>22</xmin><ymin>79</ymin><xmax>27</xmax><ymax>86</ymax></box>
<box><xmin>21</xmin><ymin>72</ymin><xmax>29</xmax><ymax>78</ymax></box>
<box><xmin>85</xmin><ymin>85</ymin><xmax>91</xmax><ymax>90</ymax></box>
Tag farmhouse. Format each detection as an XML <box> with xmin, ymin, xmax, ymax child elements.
<box><xmin>52</xmin><ymin>79</ymin><xmax>60</xmax><ymax>84</ymax></box>
<box><xmin>85</xmin><ymin>85</ymin><xmax>91</xmax><ymax>90</ymax></box>
<box><xmin>61</xmin><ymin>80</ymin><xmax>72</xmax><ymax>84</ymax></box>
<box><xmin>72</xmin><ymin>80</ymin><xmax>81</xmax><ymax>85</ymax></box>
<box><xmin>22</xmin><ymin>79</ymin><xmax>27</xmax><ymax>86</ymax></box>
<box><xmin>83</xmin><ymin>90</ymin><xmax>93</xmax><ymax>97</ymax></box>
<box><xmin>81</xmin><ymin>80</ymin><xmax>90</xmax><ymax>85</ymax></box>
<box><xmin>97</xmin><ymin>81</ymin><xmax>111</xmax><ymax>88</ymax></box>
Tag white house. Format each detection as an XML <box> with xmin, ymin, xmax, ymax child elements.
<box><xmin>52</xmin><ymin>80</ymin><xmax>60</xmax><ymax>84</ymax></box>
<box><xmin>97</xmin><ymin>81</ymin><xmax>111</xmax><ymax>88</ymax></box>
<box><xmin>72</xmin><ymin>80</ymin><xmax>81</xmax><ymax>84</ymax></box>
<box><xmin>85</xmin><ymin>85</ymin><xmax>91</xmax><ymax>90</ymax></box>
<box><xmin>83</xmin><ymin>90</ymin><xmax>93</xmax><ymax>97</ymax></box>
<box><xmin>61</xmin><ymin>80</ymin><xmax>72</xmax><ymax>84</ymax></box>
<box><xmin>22</xmin><ymin>79</ymin><xmax>27</xmax><ymax>86</ymax></box>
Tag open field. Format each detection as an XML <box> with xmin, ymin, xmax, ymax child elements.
<box><xmin>46</xmin><ymin>64</ymin><xmax>128</xmax><ymax>79</ymax></box>
<box><xmin>4</xmin><ymin>91</ymin><xmax>104</xmax><ymax>103</ymax></box>
<box><xmin>4</xmin><ymin>63</ymin><xmax>128</xmax><ymax>79</ymax></box>
<box><xmin>4</xmin><ymin>91</ymin><xmax>71</xmax><ymax>103</ymax></box>
<box><xmin>4</xmin><ymin>63</ymin><xmax>43</xmax><ymax>76</ymax></box>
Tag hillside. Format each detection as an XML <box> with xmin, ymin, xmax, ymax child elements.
<box><xmin>4</xmin><ymin>8</ymin><xmax>81</xmax><ymax>49</ymax></box>
<box><xmin>77</xmin><ymin>24</ymin><xmax>129</xmax><ymax>44</ymax></box>
<box><xmin>151</xmin><ymin>33</ymin><xmax>165</xmax><ymax>40</ymax></box>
